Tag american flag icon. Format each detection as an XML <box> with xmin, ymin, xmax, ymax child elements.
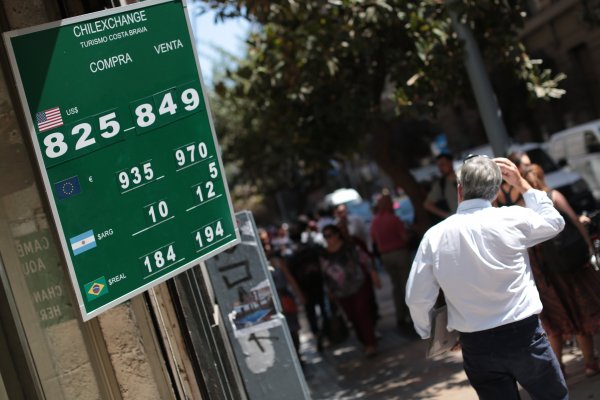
<box><xmin>35</xmin><ymin>107</ymin><xmax>63</xmax><ymax>133</ymax></box>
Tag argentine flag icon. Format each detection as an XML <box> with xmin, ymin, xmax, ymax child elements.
<box><xmin>70</xmin><ymin>230</ymin><xmax>97</xmax><ymax>256</ymax></box>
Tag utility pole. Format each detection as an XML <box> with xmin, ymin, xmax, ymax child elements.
<box><xmin>446</xmin><ymin>2</ymin><xmax>511</xmax><ymax>156</ymax></box>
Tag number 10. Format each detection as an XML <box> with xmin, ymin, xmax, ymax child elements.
<box><xmin>148</xmin><ymin>200</ymin><xmax>169</xmax><ymax>223</ymax></box>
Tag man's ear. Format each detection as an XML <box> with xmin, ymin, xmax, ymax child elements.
<box><xmin>457</xmin><ymin>184</ymin><xmax>463</xmax><ymax>202</ymax></box>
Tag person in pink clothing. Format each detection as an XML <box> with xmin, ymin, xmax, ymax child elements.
<box><xmin>370</xmin><ymin>189</ymin><xmax>410</xmax><ymax>329</ymax></box>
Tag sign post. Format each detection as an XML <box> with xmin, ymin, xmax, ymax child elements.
<box><xmin>3</xmin><ymin>0</ymin><xmax>239</xmax><ymax>320</ymax></box>
<box><xmin>204</xmin><ymin>211</ymin><xmax>310</xmax><ymax>399</ymax></box>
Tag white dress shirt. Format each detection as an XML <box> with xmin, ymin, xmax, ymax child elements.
<box><xmin>406</xmin><ymin>189</ymin><xmax>565</xmax><ymax>339</ymax></box>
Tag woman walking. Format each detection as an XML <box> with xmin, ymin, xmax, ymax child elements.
<box><xmin>524</xmin><ymin>164</ymin><xmax>600</xmax><ymax>377</ymax></box>
<box><xmin>320</xmin><ymin>224</ymin><xmax>380</xmax><ymax>357</ymax></box>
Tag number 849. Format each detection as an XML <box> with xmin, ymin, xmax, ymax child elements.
<box><xmin>134</xmin><ymin>88</ymin><xmax>200</xmax><ymax>128</ymax></box>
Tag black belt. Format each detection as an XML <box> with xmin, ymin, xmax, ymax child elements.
<box><xmin>460</xmin><ymin>314</ymin><xmax>538</xmax><ymax>336</ymax></box>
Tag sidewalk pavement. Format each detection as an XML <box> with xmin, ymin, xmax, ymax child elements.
<box><xmin>299</xmin><ymin>271</ymin><xmax>600</xmax><ymax>399</ymax></box>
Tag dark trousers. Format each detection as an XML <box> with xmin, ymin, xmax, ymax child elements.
<box><xmin>338</xmin><ymin>281</ymin><xmax>377</xmax><ymax>347</ymax></box>
<box><xmin>380</xmin><ymin>249</ymin><xmax>410</xmax><ymax>325</ymax></box>
<box><xmin>304</xmin><ymin>293</ymin><xmax>328</xmax><ymax>336</ymax></box>
<box><xmin>460</xmin><ymin>315</ymin><xmax>568</xmax><ymax>400</ymax></box>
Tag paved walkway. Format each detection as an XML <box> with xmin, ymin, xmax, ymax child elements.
<box><xmin>299</xmin><ymin>272</ymin><xmax>600</xmax><ymax>399</ymax></box>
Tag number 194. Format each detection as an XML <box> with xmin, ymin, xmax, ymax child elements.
<box><xmin>195</xmin><ymin>221</ymin><xmax>224</xmax><ymax>249</ymax></box>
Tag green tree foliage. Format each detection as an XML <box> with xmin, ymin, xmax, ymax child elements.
<box><xmin>198</xmin><ymin>0</ymin><xmax>564</xmax><ymax>229</ymax></box>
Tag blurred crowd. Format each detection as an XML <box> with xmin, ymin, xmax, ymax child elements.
<box><xmin>258</xmin><ymin>188</ymin><xmax>418</xmax><ymax>361</ymax></box>
<box><xmin>257</xmin><ymin>151</ymin><xmax>600</xmax><ymax>380</ymax></box>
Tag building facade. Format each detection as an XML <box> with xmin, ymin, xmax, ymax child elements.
<box><xmin>522</xmin><ymin>0</ymin><xmax>600</xmax><ymax>135</ymax></box>
<box><xmin>436</xmin><ymin>0</ymin><xmax>600</xmax><ymax>153</ymax></box>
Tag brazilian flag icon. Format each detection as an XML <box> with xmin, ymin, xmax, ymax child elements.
<box><xmin>84</xmin><ymin>277</ymin><xmax>108</xmax><ymax>301</ymax></box>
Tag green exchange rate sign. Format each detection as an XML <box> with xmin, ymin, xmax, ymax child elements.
<box><xmin>4</xmin><ymin>0</ymin><xmax>240</xmax><ymax>321</ymax></box>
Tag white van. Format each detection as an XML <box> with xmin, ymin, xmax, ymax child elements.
<box><xmin>548</xmin><ymin>120</ymin><xmax>600</xmax><ymax>200</ymax></box>
<box><xmin>410</xmin><ymin>143</ymin><xmax>596</xmax><ymax>213</ymax></box>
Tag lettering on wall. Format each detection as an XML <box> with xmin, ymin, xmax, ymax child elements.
<box><xmin>14</xmin><ymin>230</ymin><xmax>75</xmax><ymax>326</ymax></box>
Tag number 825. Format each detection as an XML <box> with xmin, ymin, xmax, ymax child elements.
<box><xmin>42</xmin><ymin>112</ymin><xmax>120</xmax><ymax>159</ymax></box>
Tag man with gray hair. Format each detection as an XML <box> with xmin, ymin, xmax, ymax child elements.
<box><xmin>406</xmin><ymin>156</ymin><xmax>568</xmax><ymax>399</ymax></box>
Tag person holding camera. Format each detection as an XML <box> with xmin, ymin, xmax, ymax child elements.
<box><xmin>406</xmin><ymin>156</ymin><xmax>568</xmax><ymax>399</ymax></box>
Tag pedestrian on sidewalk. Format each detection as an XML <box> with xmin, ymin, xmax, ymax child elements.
<box><xmin>423</xmin><ymin>152</ymin><xmax>458</xmax><ymax>225</ymax></box>
<box><xmin>320</xmin><ymin>224</ymin><xmax>381</xmax><ymax>357</ymax></box>
<box><xmin>336</xmin><ymin>203</ymin><xmax>381</xmax><ymax>324</ymax></box>
<box><xmin>370</xmin><ymin>189</ymin><xmax>411</xmax><ymax>331</ymax></box>
<box><xmin>259</xmin><ymin>229</ymin><xmax>305</xmax><ymax>359</ymax></box>
<box><xmin>406</xmin><ymin>156</ymin><xmax>569</xmax><ymax>399</ymax></box>
<box><xmin>335</xmin><ymin>203</ymin><xmax>371</xmax><ymax>251</ymax></box>
<box><xmin>523</xmin><ymin>163</ymin><xmax>600</xmax><ymax>377</ymax></box>
<box><xmin>287</xmin><ymin>222</ymin><xmax>330</xmax><ymax>352</ymax></box>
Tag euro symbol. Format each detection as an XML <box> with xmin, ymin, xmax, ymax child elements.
<box><xmin>88</xmin><ymin>176</ymin><xmax>93</xmax><ymax>182</ymax></box>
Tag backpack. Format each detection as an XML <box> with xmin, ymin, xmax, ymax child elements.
<box><xmin>539</xmin><ymin>199</ymin><xmax>589</xmax><ymax>273</ymax></box>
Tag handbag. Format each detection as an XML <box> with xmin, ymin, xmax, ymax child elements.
<box><xmin>326</xmin><ymin>309</ymin><xmax>349</xmax><ymax>345</ymax></box>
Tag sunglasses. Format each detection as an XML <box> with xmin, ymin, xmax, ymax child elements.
<box><xmin>462</xmin><ymin>154</ymin><xmax>489</xmax><ymax>164</ymax></box>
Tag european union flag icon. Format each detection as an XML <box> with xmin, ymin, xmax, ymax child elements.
<box><xmin>54</xmin><ymin>176</ymin><xmax>81</xmax><ymax>200</ymax></box>
<box><xmin>84</xmin><ymin>276</ymin><xmax>108</xmax><ymax>301</ymax></box>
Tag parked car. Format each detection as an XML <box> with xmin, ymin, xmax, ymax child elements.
<box><xmin>547</xmin><ymin>120</ymin><xmax>600</xmax><ymax>200</ymax></box>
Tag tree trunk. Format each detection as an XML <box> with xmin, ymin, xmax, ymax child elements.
<box><xmin>372</xmin><ymin>120</ymin><xmax>431</xmax><ymax>236</ymax></box>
